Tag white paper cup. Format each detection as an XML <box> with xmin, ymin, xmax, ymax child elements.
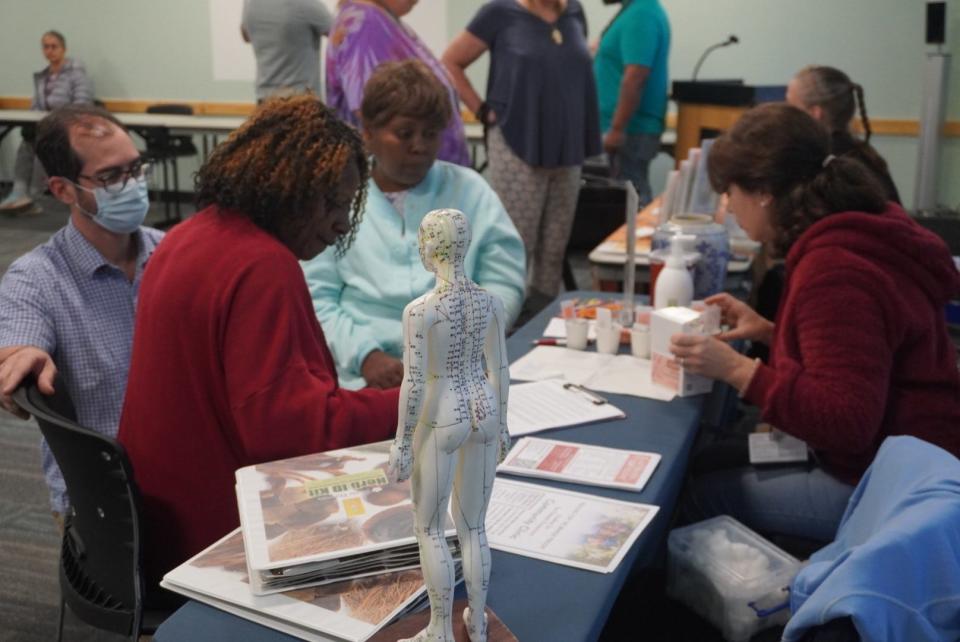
<box><xmin>565</xmin><ymin>318</ymin><xmax>589</xmax><ymax>350</ymax></box>
<box><xmin>631</xmin><ymin>324</ymin><xmax>650</xmax><ymax>358</ymax></box>
<box><xmin>596</xmin><ymin>323</ymin><xmax>622</xmax><ymax>354</ymax></box>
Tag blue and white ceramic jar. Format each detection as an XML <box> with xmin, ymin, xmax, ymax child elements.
<box><xmin>652</xmin><ymin>214</ymin><xmax>730</xmax><ymax>299</ymax></box>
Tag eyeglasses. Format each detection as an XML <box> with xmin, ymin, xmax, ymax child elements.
<box><xmin>77</xmin><ymin>159</ymin><xmax>153</xmax><ymax>194</ymax></box>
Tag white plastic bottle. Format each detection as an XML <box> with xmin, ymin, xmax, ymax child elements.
<box><xmin>654</xmin><ymin>234</ymin><xmax>694</xmax><ymax>309</ymax></box>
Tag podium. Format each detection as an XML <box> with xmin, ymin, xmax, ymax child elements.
<box><xmin>672</xmin><ymin>80</ymin><xmax>786</xmax><ymax>167</ymax></box>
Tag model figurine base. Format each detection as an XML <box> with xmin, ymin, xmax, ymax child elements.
<box><xmin>369</xmin><ymin>600</ymin><xmax>517</xmax><ymax>642</ymax></box>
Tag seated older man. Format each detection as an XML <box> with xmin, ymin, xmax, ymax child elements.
<box><xmin>303</xmin><ymin>59</ymin><xmax>525</xmax><ymax>390</ymax></box>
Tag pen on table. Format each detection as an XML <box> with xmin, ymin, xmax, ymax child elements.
<box><xmin>562</xmin><ymin>382</ymin><xmax>608</xmax><ymax>405</ymax></box>
<box><xmin>532</xmin><ymin>338</ymin><xmax>567</xmax><ymax>346</ymax></box>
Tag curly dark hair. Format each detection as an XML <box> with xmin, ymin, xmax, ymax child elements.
<box><xmin>707</xmin><ymin>103</ymin><xmax>887</xmax><ymax>256</ymax></box>
<box><xmin>195</xmin><ymin>95</ymin><xmax>368</xmax><ymax>255</ymax></box>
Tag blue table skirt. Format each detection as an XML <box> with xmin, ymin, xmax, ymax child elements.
<box><xmin>155</xmin><ymin>292</ymin><xmax>705</xmax><ymax>642</ymax></box>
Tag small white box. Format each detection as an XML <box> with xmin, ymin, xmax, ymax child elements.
<box><xmin>650</xmin><ymin>306</ymin><xmax>716</xmax><ymax>397</ymax></box>
<box><xmin>667</xmin><ymin>516</ymin><xmax>801</xmax><ymax>642</ymax></box>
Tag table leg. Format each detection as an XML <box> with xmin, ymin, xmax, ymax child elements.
<box><xmin>0</xmin><ymin>125</ymin><xmax>14</xmax><ymax>147</ymax></box>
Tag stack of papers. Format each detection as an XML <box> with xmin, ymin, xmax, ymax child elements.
<box><xmin>162</xmin><ymin>441</ymin><xmax>465</xmax><ymax>641</ymax></box>
<box><xmin>509</xmin><ymin>346</ymin><xmax>676</xmax><ymax>401</ymax></box>
<box><xmin>507</xmin><ymin>380</ymin><xmax>626</xmax><ymax>436</ymax></box>
<box><xmin>162</xmin><ymin>529</ymin><xmax>457</xmax><ymax>642</ymax></box>
<box><xmin>234</xmin><ymin>442</ymin><xmax>458</xmax><ymax>595</ymax></box>
<box><xmin>542</xmin><ymin>317</ymin><xmax>598</xmax><ymax>341</ymax></box>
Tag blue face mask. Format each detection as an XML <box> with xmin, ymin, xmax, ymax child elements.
<box><xmin>74</xmin><ymin>176</ymin><xmax>150</xmax><ymax>234</ymax></box>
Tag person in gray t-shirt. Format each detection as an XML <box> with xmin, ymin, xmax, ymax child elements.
<box><xmin>241</xmin><ymin>0</ymin><xmax>333</xmax><ymax>101</ymax></box>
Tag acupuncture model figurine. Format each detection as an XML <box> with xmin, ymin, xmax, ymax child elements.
<box><xmin>388</xmin><ymin>209</ymin><xmax>511</xmax><ymax>642</ymax></box>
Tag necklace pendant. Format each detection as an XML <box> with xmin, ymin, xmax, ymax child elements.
<box><xmin>551</xmin><ymin>27</ymin><xmax>563</xmax><ymax>45</ymax></box>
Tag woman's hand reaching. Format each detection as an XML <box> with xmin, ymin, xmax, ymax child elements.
<box><xmin>669</xmin><ymin>333</ymin><xmax>759</xmax><ymax>392</ymax></box>
<box><xmin>705</xmin><ymin>293</ymin><xmax>775</xmax><ymax>345</ymax></box>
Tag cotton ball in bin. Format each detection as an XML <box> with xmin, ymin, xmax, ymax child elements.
<box><xmin>689</xmin><ymin>527</ymin><xmax>770</xmax><ymax>582</ymax></box>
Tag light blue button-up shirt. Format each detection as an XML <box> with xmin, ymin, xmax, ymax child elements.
<box><xmin>0</xmin><ymin>220</ymin><xmax>163</xmax><ymax>512</ymax></box>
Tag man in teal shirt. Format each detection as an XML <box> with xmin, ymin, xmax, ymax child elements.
<box><xmin>594</xmin><ymin>0</ymin><xmax>671</xmax><ymax>205</ymax></box>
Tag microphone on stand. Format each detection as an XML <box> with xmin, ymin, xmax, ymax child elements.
<box><xmin>691</xmin><ymin>35</ymin><xmax>739</xmax><ymax>81</ymax></box>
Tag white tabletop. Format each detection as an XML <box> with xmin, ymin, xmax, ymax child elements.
<box><xmin>0</xmin><ymin>109</ymin><xmax>244</xmax><ymax>134</ymax></box>
<box><xmin>0</xmin><ymin>109</ymin><xmax>43</xmax><ymax>123</ymax></box>
<box><xmin>1</xmin><ymin>108</ymin><xmax>486</xmax><ymax>142</ymax></box>
<box><xmin>588</xmin><ymin>244</ymin><xmax>753</xmax><ymax>273</ymax></box>
<box><xmin>464</xmin><ymin>121</ymin><xmax>483</xmax><ymax>142</ymax></box>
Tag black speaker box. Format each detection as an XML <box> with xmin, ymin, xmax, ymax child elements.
<box><xmin>927</xmin><ymin>2</ymin><xmax>946</xmax><ymax>44</ymax></box>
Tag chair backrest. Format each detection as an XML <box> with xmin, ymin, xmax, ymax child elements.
<box><xmin>145</xmin><ymin>103</ymin><xmax>193</xmax><ymax>116</ymax></box>
<box><xmin>14</xmin><ymin>379</ymin><xmax>146</xmax><ymax>638</ymax></box>
<box><xmin>567</xmin><ymin>176</ymin><xmax>629</xmax><ymax>252</ymax></box>
<box><xmin>142</xmin><ymin>104</ymin><xmax>198</xmax><ymax>155</ymax></box>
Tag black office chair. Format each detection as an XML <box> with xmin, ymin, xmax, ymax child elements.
<box><xmin>564</xmin><ymin>174</ymin><xmax>630</xmax><ymax>291</ymax></box>
<box><xmin>140</xmin><ymin>103</ymin><xmax>198</xmax><ymax>225</ymax></box>
<box><xmin>13</xmin><ymin>378</ymin><xmax>173</xmax><ymax>641</ymax></box>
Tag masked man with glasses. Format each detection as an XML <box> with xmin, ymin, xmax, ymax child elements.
<box><xmin>0</xmin><ymin>104</ymin><xmax>163</xmax><ymax>530</ymax></box>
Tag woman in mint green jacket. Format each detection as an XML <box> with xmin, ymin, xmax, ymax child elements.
<box><xmin>302</xmin><ymin>60</ymin><xmax>525</xmax><ymax>391</ymax></box>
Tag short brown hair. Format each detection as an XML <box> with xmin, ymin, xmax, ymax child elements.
<box><xmin>708</xmin><ymin>103</ymin><xmax>887</xmax><ymax>255</ymax></box>
<box><xmin>360</xmin><ymin>60</ymin><xmax>452</xmax><ymax>130</ymax></box>
<box><xmin>195</xmin><ymin>95</ymin><xmax>368</xmax><ymax>255</ymax></box>
<box><xmin>35</xmin><ymin>105</ymin><xmax>124</xmax><ymax>182</ymax></box>
<box><xmin>43</xmin><ymin>30</ymin><xmax>66</xmax><ymax>47</ymax></box>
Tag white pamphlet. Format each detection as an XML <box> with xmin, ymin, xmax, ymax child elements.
<box><xmin>486</xmin><ymin>479</ymin><xmax>659</xmax><ymax>573</ymax></box>
<box><xmin>234</xmin><ymin>442</ymin><xmax>457</xmax><ymax>594</ymax></box>
<box><xmin>543</xmin><ymin>317</ymin><xmax>598</xmax><ymax>341</ymax></box>
<box><xmin>509</xmin><ymin>346</ymin><xmax>676</xmax><ymax>401</ymax></box>
<box><xmin>498</xmin><ymin>437</ymin><xmax>661</xmax><ymax>492</ymax></box>
<box><xmin>507</xmin><ymin>381</ymin><xmax>625</xmax><ymax>437</ymax></box>
<box><xmin>748</xmin><ymin>429</ymin><xmax>809</xmax><ymax>464</ymax></box>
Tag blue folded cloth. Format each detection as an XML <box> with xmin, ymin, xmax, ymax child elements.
<box><xmin>783</xmin><ymin>435</ymin><xmax>960</xmax><ymax>642</ymax></box>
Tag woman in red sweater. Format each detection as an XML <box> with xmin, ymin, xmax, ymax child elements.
<box><xmin>119</xmin><ymin>96</ymin><xmax>401</xmax><ymax>589</ymax></box>
<box><xmin>671</xmin><ymin>103</ymin><xmax>960</xmax><ymax>542</ymax></box>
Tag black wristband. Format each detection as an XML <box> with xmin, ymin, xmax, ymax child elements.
<box><xmin>476</xmin><ymin>101</ymin><xmax>492</xmax><ymax>125</ymax></box>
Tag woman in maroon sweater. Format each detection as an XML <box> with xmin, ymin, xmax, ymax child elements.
<box><xmin>119</xmin><ymin>96</ymin><xmax>400</xmax><ymax>589</ymax></box>
<box><xmin>671</xmin><ymin>103</ymin><xmax>960</xmax><ymax>542</ymax></box>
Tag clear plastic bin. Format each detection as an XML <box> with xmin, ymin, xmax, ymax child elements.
<box><xmin>667</xmin><ymin>515</ymin><xmax>802</xmax><ymax>642</ymax></box>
